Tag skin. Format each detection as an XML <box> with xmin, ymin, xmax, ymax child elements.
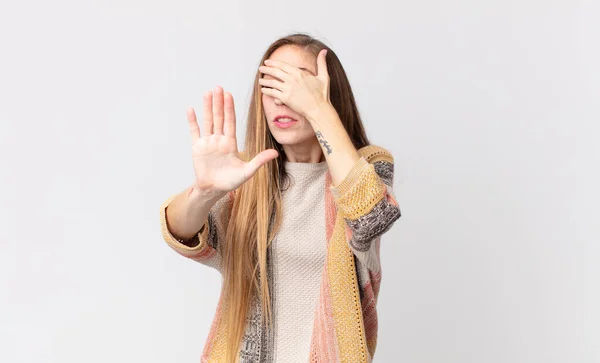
<box><xmin>185</xmin><ymin>44</ymin><xmax>361</xmax><ymax>196</ymax></box>
<box><xmin>260</xmin><ymin>45</ymin><xmax>327</xmax><ymax>163</ymax></box>
<box><xmin>258</xmin><ymin>45</ymin><xmax>362</xmax><ymax>187</ymax></box>
<box><xmin>171</xmin><ymin>45</ymin><xmax>363</xmax><ymax>244</ymax></box>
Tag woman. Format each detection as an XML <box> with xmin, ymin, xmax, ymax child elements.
<box><xmin>159</xmin><ymin>33</ymin><xmax>401</xmax><ymax>363</ymax></box>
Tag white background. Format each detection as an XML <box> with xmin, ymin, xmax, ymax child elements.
<box><xmin>1</xmin><ymin>0</ymin><xmax>598</xmax><ymax>362</ymax></box>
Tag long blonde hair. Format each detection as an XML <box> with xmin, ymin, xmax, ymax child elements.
<box><xmin>221</xmin><ymin>32</ymin><xmax>371</xmax><ymax>362</ymax></box>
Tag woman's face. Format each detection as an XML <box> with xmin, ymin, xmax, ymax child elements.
<box><xmin>261</xmin><ymin>45</ymin><xmax>319</xmax><ymax>148</ymax></box>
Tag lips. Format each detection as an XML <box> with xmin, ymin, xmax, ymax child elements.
<box><xmin>274</xmin><ymin>114</ymin><xmax>297</xmax><ymax>122</ymax></box>
<box><xmin>273</xmin><ymin>114</ymin><xmax>298</xmax><ymax>129</ymax></box>
<box><xmin>274</xmin><ymin>120</ymin><xmax>296</xmax><ymax>129</ymax></box>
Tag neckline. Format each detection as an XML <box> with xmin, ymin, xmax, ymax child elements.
<box><xmin>283</xmin><ymin>160</ymin><xmax>329</xmax><ymax>172</ymax></box>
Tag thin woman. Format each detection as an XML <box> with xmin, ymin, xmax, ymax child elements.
<box><xmin>160</xmin><ymin>32</ymin><xmax>401</xmax><ymax>363</ymax></box>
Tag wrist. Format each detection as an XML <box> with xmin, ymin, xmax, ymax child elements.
<box><xmin>189</xmin><ymin>183</ymin><xmax>226</xmax><ymax>202</ymax></box>
<box><xmin>305</xmin><ymin>102</ymin><xmax>334</xmax><ymax>125</ymax></box>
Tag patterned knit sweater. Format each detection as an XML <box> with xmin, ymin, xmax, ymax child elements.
<box><xmin>159</xmin><ymin>145</ymin><xmax>401</xmax><ymax>362</ymax></box>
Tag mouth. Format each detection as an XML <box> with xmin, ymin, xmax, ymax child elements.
<box><xmin>273</xmin><ymin>115</ymin><xmax>298</xmax><ymax>129</ymax></box>
<box><xmin>274</xmin><ymin>115</ymin><xmax>298</xmax><ymax>123</ymax></box>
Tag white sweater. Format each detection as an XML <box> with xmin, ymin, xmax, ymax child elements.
<box><xmin>269</xmin><ymin>160</ymin><xmax>330</xmax><ymax>362</ymax></box>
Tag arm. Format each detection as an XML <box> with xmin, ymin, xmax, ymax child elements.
<box><xmin>329</xmin><ymin>146</ymin><xmax>402</xmax><ymax>269</ymax></box>
<box><xmin>306</xmin><ymin>103</ymin><xmax>363</xmax><ymax>188</ymax></box>
<box><xmin>305</xmin><ymin>104</ymin><xmax>401</xmax><ymax>265</ymax></box>
<box><xmin>163</xmin><ymin>184</ymin><xmax>225</xmax><ymax>245</ymax></box>
<box><xmin>159</xmin><ymin>183</ymin><xmax>231</xmax><ymax>269</ymax></box>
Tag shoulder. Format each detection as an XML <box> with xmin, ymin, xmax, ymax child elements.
<box><xmin>358</xmin><ymin>145</ymin><xmax>394</xmax><ymax>164</ymax></box>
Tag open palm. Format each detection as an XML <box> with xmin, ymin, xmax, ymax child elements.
<box><xmin>188</xmin><ymin>86</ymin><xmax>278</xmax><ymax>195</ymax></box>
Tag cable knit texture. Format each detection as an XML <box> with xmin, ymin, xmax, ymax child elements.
<box><xmin>159</xmin><ymin>145</ymin><xmax>401</xmax><ymax>362</ymax></box>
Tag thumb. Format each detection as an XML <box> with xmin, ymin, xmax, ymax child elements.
<box><xmin>244</xmin><ymin>149</ymin><xmax>279</xmax><ymax>177</ymax></box>
<box><xmin>317</xmin><ymin>48</ymin><xmax>329</xmax><ymax>80</ymax></box>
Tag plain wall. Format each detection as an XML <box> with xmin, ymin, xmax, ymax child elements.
<box><xmin>0</xmin><ymin>0</ymin><xmax>598</xmax><ymax>362</ymax></box>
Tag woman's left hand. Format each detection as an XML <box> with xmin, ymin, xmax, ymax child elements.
<box><xmin>258</xmin><ymin>49</ymin><xmax>330</xmax><ymax>121</ymax></box>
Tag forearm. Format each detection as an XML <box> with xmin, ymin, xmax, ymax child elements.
<box><xmin>306</xmin><ymin>103</ymin><xmax>362</xmax><ymax>187</ymax></box>
<box><xmin>165</xmin><ymin>183</ymin><xmax>225</xmax><ymax>242</ymax></box>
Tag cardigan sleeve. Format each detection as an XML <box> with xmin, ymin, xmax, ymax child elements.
<box><xmin>159</xmin><ymin>190</ymin><xmax>234</xmax><ymax>271</ymax></box>
<box><xmin>329</xmin><ymin>147</ymin><xmax>401</xmax><ymax>267</ymax></box>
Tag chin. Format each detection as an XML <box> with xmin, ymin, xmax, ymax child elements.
<box><xmin>268</xmin><ymin>123</ymin><xmax>313</xmax><ymax>146</ymax></box>
<box><xmin>271</xmin><ymin>134</ymin><xmax>297</xmax><ymax>146</ymax></box>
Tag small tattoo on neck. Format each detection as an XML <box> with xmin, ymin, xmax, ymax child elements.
<box><xmin>315</xmin><ymin>131</ymin><xmax>333</xmax><ymax>155</ymax></box>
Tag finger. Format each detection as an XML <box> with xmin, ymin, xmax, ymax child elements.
<box><xmin>263</xmin><ymin>59</ymin><xmax>301</xmax><ymax>78</ymax></box>
<box><xmin>203</xmin><ymin>91</ymin><xmax>213</xmax><ymax>136</ymax></box>
<box><xmin>244</xmin><ymin>149</ymin><xmax>279</xmax><ymax>177</ymax></box>
<box><xmin>258</xmin><ymin>77</ymin><xmax>285</xmax><ymax>92</ymax></box>
<box><xmin>213</xmin><ymin>86</ymin><xmax>224</xmax><ymax>135</ymax></box>
<box><xmin>223</xmin><ymin>92</ymin><xmax>236</xmax><ymax>138</ymax></box>
<box><xmin>260</xmin><ymin>87</ymin><xmax>283</xmax><ymax>101</ymax></box>
<box><xmin>187</xmin><ymin>106</ymin><xmax>200</xmax><ymax>143</ymax></box>
<box><xmin>317</xmin><ymin>49</ymin><xmax>329</xmax><ymax>80</ymax></box>
<box><xmin>259</xmin><ymin>65</ymin><xmax>292</xmax><ymax>82</ymax></box>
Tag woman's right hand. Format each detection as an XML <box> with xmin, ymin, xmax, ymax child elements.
<box><xmin>187</xmin><ymin>86</ymin><xmax>279</xmax><ymax>196</ymax></box>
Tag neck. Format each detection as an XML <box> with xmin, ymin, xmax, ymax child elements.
<box><xmin>281</xmin><ymin>139</ymin><xmax>324</xmax><ymax>163</ymax></box>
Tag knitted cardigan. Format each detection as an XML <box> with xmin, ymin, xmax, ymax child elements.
<box><xmin>159</xmin><ymin>145</ymin><xmax>402</xmax><ymax>362</ymax></box>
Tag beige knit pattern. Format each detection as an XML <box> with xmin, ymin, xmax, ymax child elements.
<box><xmin>269</xmin><ymin>160</ymin><xmax>329</xmax><ymax>362</ymax></box>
